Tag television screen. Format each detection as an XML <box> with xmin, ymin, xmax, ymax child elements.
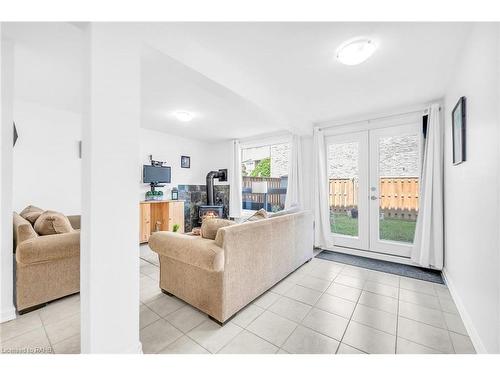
<box><xmin>143</xmin><ymin>165</ymin><xmax>171</xmax><ymax>183</ymax></box>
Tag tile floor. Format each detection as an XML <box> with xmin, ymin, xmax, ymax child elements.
<box><xmin>0</xmin><ymin>245</ymin><xmax>476</xmax><ymax>354</ymax></box>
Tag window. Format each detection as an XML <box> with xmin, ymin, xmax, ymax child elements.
<box><xmin>241</xmin><ymin>142</ymin><xmax>290</xmax><ymax>213</ymax></box>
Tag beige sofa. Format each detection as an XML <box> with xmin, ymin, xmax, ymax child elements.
<box><xmin>13</xmin><ymin>212</ymin><xmax>81</xmax><ymax>313</ymax></box>
<box><xmin>149</xmin><ymin>210</ymin><xmax>313</xmax><ymax>323</ymax></box>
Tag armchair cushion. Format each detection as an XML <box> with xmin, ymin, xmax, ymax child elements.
<box><xmin>149</xmin><ymin>232</ymin><xmax>224</xmax><ymax>272</ymax></box>
<box><xmin>16</xmin><ymin>230</ymin><xmax>80</xmax><ymax>264</ymax></box>
<box><xmin>19</xmin><ymin>205</ymin><xmax>44</xmax><ymax>225</ymax></box>
<box><xmin>34</xmin><ymin>211</ymin><xmax>74</xmax><ymax>235</ymax></box>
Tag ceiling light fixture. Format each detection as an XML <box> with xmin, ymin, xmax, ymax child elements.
<box><xmin>336</xmin><ymin>38</ymin><xmax>377</xmax><ymax>66</ymax></box>
<box><xmin>173</xmin><ymin>110</ymin><xmax>194</xmax><ymax>122</ymax></box>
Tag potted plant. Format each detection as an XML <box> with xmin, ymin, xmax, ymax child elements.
<box><xmin>173</xmin><ymin>224</ymin><xmax>180</xmax><ymax>233</ymax></box>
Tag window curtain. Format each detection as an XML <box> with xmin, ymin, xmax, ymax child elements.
<box><xmin>411</xmin><ymin>103</ymin><xmax>444</xmax><ymax>269</ymax></box>
<box><xmin>229</xmin><ymin>139</ymin><xmax>243</xmax><ymax>218</ymax></box>
<box><xmin>313</xmin><ymin>128</ymin><xmax>332</xmax><ymax>248</ymax></box>
<box><xmin>285</xmin><ymin>134</ymin><xmax>303</xmax><ymax>209</ymax></box>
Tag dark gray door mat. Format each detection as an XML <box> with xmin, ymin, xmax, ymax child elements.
<box><xmin>316</xmin><ymin>249</ymin><xmax>444</xmax><ymax>284</ymax></box>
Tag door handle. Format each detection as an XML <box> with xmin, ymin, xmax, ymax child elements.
<box><xmin>370</xmin><ymin>195</ymin><xmax>378</xmax><ymax>200</ymax></box>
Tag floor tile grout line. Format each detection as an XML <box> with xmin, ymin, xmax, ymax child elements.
<box><xmin>255</xmin><ymin>261</ymin><xmax>346</xmax><ymax>353</ymax></box>
<box><xmin>280</xmin><ymin>263</ymin><xmax>346</xmax><ymax>352</ymax></box>
<box><xmin>38</xmin><ymin>311</ymin><xmax>55</xmax><ymax>354</ymax></box>
<box><xmin>139</xmin><ymin>252</ymin><xmax>465</xmax><ymax>354</ymax></box>
<box><xmin>0</xmin><ymin>321</ymin><xmax>45</xmax><ymax>345</ymax></box>
<box><xmin>394</xmin><ymin>279</ymin><xmax>401</xmax><ymax>354</ymax></box>
<box><xmin>335</xmin><ymin>279</ymin><xmax>363</xmax><ymax>354</ymax></box>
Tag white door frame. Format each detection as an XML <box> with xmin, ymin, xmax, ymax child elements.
<box><xmin>324</xmin><ymin>115</ymin><xmax>423</xmax><ymax>259</ymax></box>
<box><xmin>325</xmin><ymin>131</ymin><xmax>369</xmax><ymax>250</ymax></box>
<box><xmin>368</xmin><ymin>123</ymin><xmax>422</xmax><ymax>257</ymax></box>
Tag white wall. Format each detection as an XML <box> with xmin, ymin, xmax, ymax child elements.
<box><xmin>81</xmin><ymin>23</ymin><xmax>141</xmax><ymax>353</ymax></box>
<box><xmin>0</xmin><ymin>32</ymin><xmax>17</xmax><ymax>323</ymax></box>
<box><xmin>443</xmin><ymin>23</ymin><xmax>499</xmax><ymax>353</ymax></box>
<box><xmin>139</xmin><ymin>128</ymin><xmax>230</xmax><ymax>200</ymax></box>
<box><xmin>13</xmin><ymin>101</ymin><xmax>81</xmax><ymax>214</ymax></box>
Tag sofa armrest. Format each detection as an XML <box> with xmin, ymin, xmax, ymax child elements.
<box><xmin>67</xmin><ymin>215</ymin><xmax>81</xmax><ymax>230</ymax></box>
<box><xmin>149</xmin><ymin>232</ymin><xmax>224</xmax><ymax>272</ymax></box>
<box><xmin>16</xmin><ymin>231</ymin><xmax>80</xmax><ymax>265</ymax></box>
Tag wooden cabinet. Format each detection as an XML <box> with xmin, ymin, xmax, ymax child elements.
<box><xmin>140</xmin><ymin>200</ymin><xmax>185</xmax><ymax>243</ymax></box>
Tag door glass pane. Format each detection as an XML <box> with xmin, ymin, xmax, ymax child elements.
<box><xmin>378</xmin><ymin>135</ymin><xmax>419</xmax><ymax>243</ymax></box>
<box><xmin>327</xmin><ymin>142</ymin><xmax>359</xmax><ymax>237</ymax></box>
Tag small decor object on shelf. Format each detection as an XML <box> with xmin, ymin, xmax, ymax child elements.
<box><xmin>173</xmin><ymin>224</ymin><xmax>180</xmax><ymax>233</ymax></box>
<box><xmin>192</xmin><ymin>227</ymin><xmax>201</xmax><ymax>236</ymax></box>
<box><xmin>171</xmin><ymin>187</ymin><xmax>179</xmax><ymax>200</ymax></box>
<box><xmin>452</xmin><ymin>96</ymin><xmax>466</xmax><ymax>165</ymax></box>
<box><xmin>181</xmin><ymin>155</ymin><xmax>190</xmax><ymax>168</ymax></box>
<box><xmin>146</xmin><ymin>190</ymin><xmax>164</xmax><ymax>201</ymax></box>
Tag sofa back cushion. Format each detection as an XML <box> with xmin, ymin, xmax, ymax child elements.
<box><xmin>34</xmin><ymin>211</ymin><xmax>74</xmax><ymax>236</ymax></box>
<box><xmin>201</xmin><ymin>218</ymin><xmax>235</xmax><ymax>240</ymax></box>
<box><xmin>19</xmin><ymin>205</ymin><xmax>44</xmax><ymax>225</ymax></box>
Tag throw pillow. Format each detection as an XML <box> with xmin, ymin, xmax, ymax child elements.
<box><xmin>34</xmin><ymin>211</ymin><xmax>74</xmax><ymax>236</ymax></box>
<box><xmin>268</xmin><ymin>205</ymin><xmax>300</xmax><ymax>218</ymax></box>
<box><xmin>245</xmin><ymin>208</ymin><xmax>269</xmax><ymax>222</ymax></box>
<box><xmin>201</xmin><ymin>218</ymin><xmax>235</xmax><ymax>240</ymax></box>
<box><xmin>19</xmin><ymin>205</ymin><xmax>44</xmax><ymax>225</ymax></box>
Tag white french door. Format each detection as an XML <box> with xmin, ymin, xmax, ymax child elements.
<box><xmin>326</xmin><ymin>121</ymin><xmax>422</xmax><ymax>258</ymax></box>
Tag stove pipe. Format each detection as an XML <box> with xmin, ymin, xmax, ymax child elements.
<box><xmin>206</xmin><ymin>169</ymin><xmax>227</xmax><ymax>205</ymax></box>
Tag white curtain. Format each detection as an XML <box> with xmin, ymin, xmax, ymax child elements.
<box><xmin>411</xmin><ymin>103</ymin><xmax>444</xmax><ymax>269</ymax></box>
<box><xmin>229</xmin><ymin>139</ymin><xmax>243</xmax><ymax>218</ymax></box>
<box><xmin>313</xmin><ymin>128</ymin><xmax>331</xmax><ymax>248</ymax></box>
<box><xmin>285</xmin><ymin>134</ymin><xmax>303</xmax><ymax>209</ymax></box>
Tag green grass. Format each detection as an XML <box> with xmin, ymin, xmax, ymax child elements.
<box><xmin>331</xmin><ymin>212</ymin><xmax>416</xmax><ymax>243</ymax></box>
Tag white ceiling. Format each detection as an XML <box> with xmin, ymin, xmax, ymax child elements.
<box><xmin>4</xmin><ymin>22</ymin><xmax>472</xmax><ymax>141</ymax></box>
<box><xmin>143</xmin><ymin>22</ymin><xmax>471</xmax><ymax>137</ymax></box>
<box><xmin>141</xmin><ymin>46</ymin><xmax>285</xmax><ymax>142</ymax></box>
<box><xmin>3</xmin><ymin>22</ymin><xmax>83</xmax><ymax>113</ymax></box>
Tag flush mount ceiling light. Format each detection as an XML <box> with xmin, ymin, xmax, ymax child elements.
<box><xmin>173</xmin><ymin>110</ymin><xmax>195</xmax><ymax>122</ymax></box>
<box><xmin>336</xmin><ymin>38</ymin><xmax>377</xmax><ymax>66</ymax></box>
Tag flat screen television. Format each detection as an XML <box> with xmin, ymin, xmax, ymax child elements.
<box><xmin>143</xmin><ymin>165</ymin><xmax>171</xmax><ymax>184</ymax></box>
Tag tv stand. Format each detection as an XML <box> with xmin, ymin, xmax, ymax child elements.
<box><xmin>139</xmin><ymin>200</ymin><xmax>185</xmax><ymax>243</ymax></box>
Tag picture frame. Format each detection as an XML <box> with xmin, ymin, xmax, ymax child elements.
<box><xmin>181</xmin><ymin>155</ymin><xmax>191</xmax><ymax>168</ymax></box>
<box><xmin>452</xmin><ymin>96</ymin><xmax>466</xmax><ymax>165</ymax></box>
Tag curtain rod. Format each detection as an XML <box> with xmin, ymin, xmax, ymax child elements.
<box><xmin>314</xmin><ymin>105</ymin><xmax>441</xmax><ymax>132</ymax></box>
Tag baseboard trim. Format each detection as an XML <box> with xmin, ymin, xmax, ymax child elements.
<box><xmin>0</xmin><ymin>305</ymin><xmax>16</xmax><ymax>323</ymax></box>
<box><xmin>442</xmin><ymin>268</ymin><xmax>487</xmax><ymax>354</ymax></box>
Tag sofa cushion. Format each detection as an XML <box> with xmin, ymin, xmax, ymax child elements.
<box><xmin>201</xmin><ymin>218</ymin><xmax>235</xmax><ymax>240</ymax></box>
<box><xmin>19</xmin><ymin>205</ymin><xmax>44</xmax><ymax>225</ymax></box>
<box><xmin>245</xmin><ymin>208</ymin><xmax>269</xmax><ymax>222</ymax></box>
<box><xmin>34</xmin><ymin>211</ymin><xmax>74</xmax><ymax>236</ymax></box>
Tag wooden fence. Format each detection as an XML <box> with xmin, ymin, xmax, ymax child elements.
<box><xmin>329</xmin><ymin>177</ymin><xmax>419</xmax><ymax>220</ymax></box>
<box><xmin>242</xmin><ymin>176</ymin><xmax>286</xmax><ymax>210</ymax></box>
